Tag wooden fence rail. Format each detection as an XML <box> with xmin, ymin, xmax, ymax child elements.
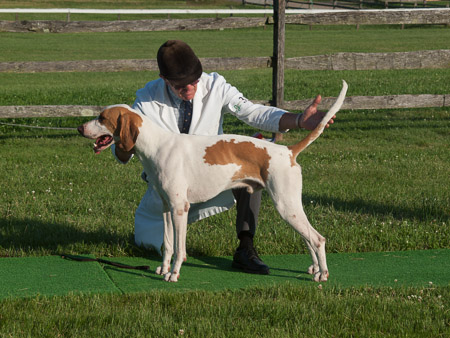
<box><xmin>0</xmin><ymin>17</ymin><xmax>268</xmax><ymax>33</ymax></box>
<box><xmin>283</xmin><ymin>8</ymin><xmax>450</xmax><ymax>25</ymax></box>
<box><xmin>245</xmin><ymin>0</ymin><xmax>450</xmax><ymax>10</ymax></box>
<box><xmin>0</xmin><ymin>8</ymin><xmax>448</xmax><ymax>33</ymax></box>
<box><xmin>1</xmin><ymin>50</ymin><xmax>448</xmax><ymax>73</ymax></box>
<box><xmin>0</xmin><ymin>93</ymin><xmax>448</xmax><ymax>119</ymax></box>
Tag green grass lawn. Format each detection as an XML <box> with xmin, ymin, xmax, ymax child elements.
<box><xmin>1</xmin><ymin>15</ymin><xmax>449</xmax><ymax>336</ymax></box>
<box><xmin>0</xmin><ymin>285</ymin><xmax>448</xmax><ymax>337</ymax></box>
<box><xmin>1</xmin><ymin>68</ymin><xmax>449</xmax><ymax>106</ymax></box>
<box><xmin>1</xmin><ymin>107</ymin><xmax>449</xmax><ymax>258</ymax></box>
<box><xmin>2</xmin><ymin>25</ymin><xmax>450</xmax><ymax>62</ymax></box>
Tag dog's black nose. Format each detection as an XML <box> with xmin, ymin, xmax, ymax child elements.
<box><xmin>77</xmin><ymin>125</ymin><xmax>84</xmax><ymax>135</ymax></box>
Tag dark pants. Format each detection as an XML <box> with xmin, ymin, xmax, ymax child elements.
<box><xmin>232</xmin><ymin>188</ymin><xmax>262</xmax><ymax>239</ymax></box>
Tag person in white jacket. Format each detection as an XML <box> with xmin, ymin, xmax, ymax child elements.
<box><xmin>114</xmin><ymin>40</ymin><xmax>334</xmax><ymax>275</ymax></box>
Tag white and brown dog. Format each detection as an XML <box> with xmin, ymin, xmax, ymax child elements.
<box><xmin>78</xmin><ymin>81</ymin><xmax>348</xmax><ymax>283</ymax></box>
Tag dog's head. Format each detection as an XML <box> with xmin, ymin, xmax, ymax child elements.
<box><xmin>78</xmin><ymin>105</ymin><xmax>143</xmax><ymax>157</ymax></box>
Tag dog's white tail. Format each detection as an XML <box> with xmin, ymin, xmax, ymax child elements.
<box><xmin>288</xmin><ymin>80</ymin><xmax>348</xmax><ymax>158</ymax></box>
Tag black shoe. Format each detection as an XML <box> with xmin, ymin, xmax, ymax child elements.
<box><xmin>232</xmin><ymin>246</ymin><xmax>270</xmax><ymax>275</ymax></box>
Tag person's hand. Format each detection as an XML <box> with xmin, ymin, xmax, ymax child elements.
<box><xmin>299</xmin><ymin>95</ymin><xmax>335</xmax><ymax>131</ymax></box>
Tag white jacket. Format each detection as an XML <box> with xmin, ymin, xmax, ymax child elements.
<box><xmin>122</xmin><ymin>72</ymin><xmax>286</xmax><ymax>252</ymax></box>
<box><xmin>133</xmin><ymin>72</ymin><xmax>286</xmax><ymax>136</ymax></box>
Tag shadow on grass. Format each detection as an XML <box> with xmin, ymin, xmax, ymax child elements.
<box><xmin>0</xmin><ymin>216</ymin><xmax>153</xmax><ymax>257</ymax></box>
<box><xmin>190</xmin><ymin>256</ymin><xmax>313</xmax><ymax>282</ymax></box>
<box><xmin>1</xmin><ymin>218</ymin><xmax>313</xmax><ymax>283</ymax></box>
<box><xmin>103</xmin><ymin>266</ymin><xmax>160</xmax><ymax>281</ymax></box>
<box><xmin>303</xmin><ymin>193</ymin><xmax>449</xmax><ymax>222</ymax></box>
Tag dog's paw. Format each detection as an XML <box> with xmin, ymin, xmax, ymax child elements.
<box><xmin>169</xmin><ymin>273</ymin><xmax>179</xmax><ymax>282</ymax></box>
<box><xmin>313</xmin><ymin>271</ymin><xmax>329</xmax><ymax>282</ymax></box>
<box><xmin>307</xmin><ymin>264</ymin><xmax>320</xmax><ymax>275</ymax></box>
<box><xmin>156</xmin><ymin>265</ymin><xmax>169</xmax><ymax>275</ymax></box>
<box><xmin>163</xmin><ymin>272</ymin><xmax>179</xmax><ymax>282</ymax></box>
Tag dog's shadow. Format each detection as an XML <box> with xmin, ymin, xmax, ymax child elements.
<box><xmin>183</xmin><ymin>256</ymin><xmax>313</xmax><ymax>282</ymax></box>
<box><xmin>100</xmin><ymin>255</ymin><xmax>312</xmax><ymax>284</ymax></box>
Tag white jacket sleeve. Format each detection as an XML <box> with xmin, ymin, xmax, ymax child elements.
<box><xmin>216</xmin><ymin>74</ymin><xmax>287</xmax><ymax>133</ymax></box>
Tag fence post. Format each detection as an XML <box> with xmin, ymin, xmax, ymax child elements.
<box><xmin>272</xmin><ymin>0</ymin><xmax>286</xmax><ymax>141</ymax></box>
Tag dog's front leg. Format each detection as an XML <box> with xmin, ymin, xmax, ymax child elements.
<box><xmin>156</xmin><ymin>211</ymin><xmax>174</xmax><ymax>276</ymax></box>
<box><xmin>164</xmin><ymin>201</ymin><xmax>189</xmax><ymax>282</ymax></box>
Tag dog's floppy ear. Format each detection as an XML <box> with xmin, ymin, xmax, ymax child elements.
<box><xmin>116</xmin><ymin>111</ymin><xmax>141</xmax><ymax>153</ymax></box>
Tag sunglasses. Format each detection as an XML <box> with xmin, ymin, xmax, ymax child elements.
<box><xmin>169</xmin><ymin>79</ymin><xmax>200</xmax><ymax>90</ymax></box>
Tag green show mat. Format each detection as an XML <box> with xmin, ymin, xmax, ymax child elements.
<box><xmin>1</xmin><ymin>250</ymin><xmax>449</xmax><ymax>300</ymax></box>
<box><xmin>104</xmin><ymin>249</ymin><xmax>450</xmax><ymax>293</ymax></box>
<box><xmin>0</xmin><ymin>255</ymin><xmax>121</xmax><ymax>300</ymax></box>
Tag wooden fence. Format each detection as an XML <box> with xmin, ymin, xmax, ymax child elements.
<box><xmin>245</xmin><ymin>0</ymin><xmax>450</xmax><ymax>10</ymax></box>
<box><xmin>1</xmin><ymin>50</ymin><xmax>449</xmax><ymax>73</ymax></box>
<box><xmin>0</xmin><ymin>8</ymin><xmax>449</xmax><ymax>117</ymax></box>
<box><xmin>1</xmin><ymin>93</ymin><xmax>449</xmax><ymax>119</ymax></box>
<box><xmin>0</xmin><ymin>8</ymin><xmax>449</xmax><ymax>33</ymax></box>
<box><xmin>283</xmin><ymin>8</ymin><xmax>450</xmax><ymax>25</ymax></box>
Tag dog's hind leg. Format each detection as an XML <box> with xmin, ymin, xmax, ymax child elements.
<box><xmin>156</xmin><ymin>211</ymin><xmax>174</xmax><ymax>276</ymax></box>
<box><xmin>303</xmin><ymin>238</ymin><xmax>320</xmax><ymax>276</ymax></box>
<box><xmin>285</xmin><ymin>209</ymin><xmax>328</xmax><ymax>282</ymax></box>
<box><xmin>287</xmin><ymin>210</ymin><xmax>328</xmax><ymax>282</ymax></box>
<box><xmin>267</xmin><ymin>178</ymin><xmax>328</xmax><ymax>282</ymax></box>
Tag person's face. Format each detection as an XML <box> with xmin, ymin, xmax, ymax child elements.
<box><xmin>162</xmin><ymin>76</ymin><xmax>199</xmax><ymax>101</ymax></box>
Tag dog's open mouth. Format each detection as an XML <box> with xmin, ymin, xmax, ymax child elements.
<box><xmin>94</xmin><ymin>135</ymin><xmax>114</xmax><ymax>154</ymax></box>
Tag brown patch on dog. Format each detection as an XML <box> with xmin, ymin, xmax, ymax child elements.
<box><xmin>288</xmin><ymin>150</ymin><xmax>298</xmax><ymax>167</ymax></box>
<box><xmin>203</xmin><ymin>139</ymin><xmax>271</xmax><ymax>183</ymax></box>
<box><xmin>288</xmin><ymin>123</ymin><xmax>328</xmax><ymax>167</ymax></box>
<box><xmin>98</xmin><ymin>107</ymin><xmax>120</xmax><ymax>133</ymax></box>
<box><xmin>287</xmin><ymin>128</ymin><xmax>322</xmax><ymax>167</ymax></box>
<box><xmin>100</xmin><ymin>106</ymin><xmax>143</xmax><ymax>152</ymax></box>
